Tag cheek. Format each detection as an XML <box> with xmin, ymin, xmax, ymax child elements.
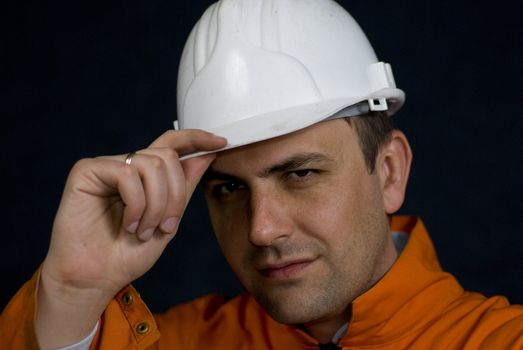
<box><xmin>297</xmin><ymin>175</ymin><xmax>370</xmax><ymax>235</ymax></box>
<box><xmin>302</xmin><ymin>174</ymin><xmax>385</xmax><ymax>261</ymax></box>
<box><xmin>207</xmin><ymin>195</ymin><xmax>249</xmax><ymax>239</ymax></box>
<box><xmin>208</xmin><ymin>203</ymin><xmax>251</xmax><ymax>271</ymax></box>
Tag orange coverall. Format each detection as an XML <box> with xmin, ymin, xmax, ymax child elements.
<box><xmin>2</xmin><ymin>216</ymin><xmax>523</xmax><ymax>349</ymax></box>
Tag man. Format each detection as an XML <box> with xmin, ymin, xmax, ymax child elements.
<box><xmin>2</xmin><ymin>0</ymin><xmax>522</xmax><ymax>349</ymax></box>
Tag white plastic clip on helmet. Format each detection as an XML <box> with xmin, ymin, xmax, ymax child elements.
<box><xmin>175</xmin><ymin>0</ymin><xmax>404</xmax><ymax>157</ymax></box>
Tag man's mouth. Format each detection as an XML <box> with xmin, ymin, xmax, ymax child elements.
<box><xmin>256</xmin><ymin>258</ymin><xmax>316</xmax><ymax>280</ymax></box>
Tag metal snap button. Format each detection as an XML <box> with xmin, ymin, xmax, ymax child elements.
<box><xmin>136</xmin><ymin>322</ymin><xmax>150</xmax><ymax>335</ymax></box>
<box><xmin>122</xmin><ymin>292</ymin><xmax>133</xmax><ymax>306</ymax></box>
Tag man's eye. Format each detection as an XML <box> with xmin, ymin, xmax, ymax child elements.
<box><xmin>215</xmin><ymin>182</ymin><xmax>244</xmax><ymax>195</ymax></box>
<box><xmin>286</xmin><ymin>169</ymin><xmax>315</xmax><ymax>180</ymax></box>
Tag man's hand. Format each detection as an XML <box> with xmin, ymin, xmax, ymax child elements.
<box><xmin>35</xmin><ymin>130</ymin><xmax>226</xmax><ymax>349</ymax></box>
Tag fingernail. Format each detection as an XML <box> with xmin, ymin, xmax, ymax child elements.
<box><xmin>161</xmin><ymin>217</ymin><xmax>179</xmax><ymax>233</ymax></box>
<box><xmin>127</xmin><ymin>221</ymin><xmax>139</xmax><ymax>234</ymax></box>
<box><xmin>210</xmin><ymin>133</ymin><xmax>226</xmax><ymax>140</ymax></box>
<box><xmin>139</xmin><ymin>228</ymin><xmax>155</xmax><ymax>241</ymax></box>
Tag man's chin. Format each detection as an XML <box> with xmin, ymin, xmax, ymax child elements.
<box><xmin>265</xmin><ymin>306</ymin><xmax>316</xmax><ymax>325</ymax></box>
<box><xmin>251</xmin><ymin>290</ymin><xmax>323</xmax><ymax>325</ymax></box>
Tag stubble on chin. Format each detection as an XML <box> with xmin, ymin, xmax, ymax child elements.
<box><xmin>247</xmin><ymin>266</ymin><xmax>350</xmax><ymax>325</ymax></box>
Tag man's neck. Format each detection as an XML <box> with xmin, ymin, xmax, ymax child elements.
<box><xmin>302</xmin><ymin>307</ymin><xmax>351</xmax><ymax>343</ymax></box>
<box><xmin>302</xmin><ymin>234</ymin><xmax>400</xmax><ymax>343</ymax></box>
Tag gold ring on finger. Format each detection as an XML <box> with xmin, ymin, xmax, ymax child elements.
<box><xmin>125</xmin><ymin>151</ymin><xmax>137</xmax><ymax>165</ymax></box>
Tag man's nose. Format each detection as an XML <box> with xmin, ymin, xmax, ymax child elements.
<box><xmin>248</xmin><ymin>191</ymin><xmax>293</xmax><ymax>247</ymax></box>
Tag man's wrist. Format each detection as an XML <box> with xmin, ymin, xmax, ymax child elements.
<box><xmin>57</xmin><ymin>321</ymin><xmax>99</xmax><ymax>350</ymax></box>
<box><xmin>35</xmin><ymin>271</ymin><xmax>113</xmax><ymax>349</ymax></box>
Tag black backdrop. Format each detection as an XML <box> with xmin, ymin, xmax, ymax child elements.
<box><xmin>4</xmin><ymin>0</ymin><xmax>522</xmax><ymax>313</ymax></box>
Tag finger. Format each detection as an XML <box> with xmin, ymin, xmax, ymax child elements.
<box><xmin>118</xmin><ymin>168</ymin><xmax>146</xmax><ymax>235</ymax></box>
<box><xmin>70</xmin><ymin>158</ymin><xmax>146</xmax><ymax>234</ymax></box>
<box><xmin>149</xmin><ymin>129</ymin><xmax>227</xmax><ymax>156</ymax></box>
<box><xmin>139</xmin><ymin>148</ymin><xmax>187</xmax><ymax>234</ymax></box>
<box><xmin>127</xmin><ymin>154</ymin><xmax>170</xmax><ymax>241</ymax></box>
<box><xmin>102</xmin><ymin>148</ymin><xmax>204</xmax><ymax>237</ymax></box>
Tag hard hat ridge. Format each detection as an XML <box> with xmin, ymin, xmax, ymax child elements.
<box><xmin>175</xmin><ymin>0</ymin><xmax>405</xmax><ymax>158</ymax></box>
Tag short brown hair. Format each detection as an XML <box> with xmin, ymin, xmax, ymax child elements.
<box><xmin>344</xmin><ymin>111</ymin><xmax>395</xmax><ymax>173</ymax></box>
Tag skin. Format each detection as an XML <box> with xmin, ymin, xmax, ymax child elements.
<box><xmin>35</xmin><ymin>119</ymin><xmax>411</xmax><ymax>348</ymax></box>
<box><xmin>203</xmin><ymin>119</ymin><xmax>412</xmax><ymax>342</ymax></box>
<box><xmin>36</xmin><ymin>130</ymin><xmax>227</xmax><ymax>349</ymax></box>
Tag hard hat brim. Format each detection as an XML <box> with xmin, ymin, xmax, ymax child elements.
<box><xmin>178</xmin><ymin>87</ymin><xmax>404</xmax><ymax>160</ymax></box>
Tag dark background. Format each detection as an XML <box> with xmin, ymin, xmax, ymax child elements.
<box><xmin>4</xmin><ymin>0</ymin><xmax>522</xmax><ymax>312</ymax></box>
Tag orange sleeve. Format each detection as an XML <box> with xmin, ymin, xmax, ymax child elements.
<box><xmin>0</xmin><ymin>270</ymin><xmax>40</xmax><ymax>349</ymax></box>
<box><xmin>89</xmin><ymin>286</ymin><xmax>160</xmax><ymax>350</ymax></box>
<box><xmin>0</xmin><ymin>270</ymin><xmax>161</xmax><ymax>350</ymax></box>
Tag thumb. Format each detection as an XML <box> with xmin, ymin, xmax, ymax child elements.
<box><xmin>181</xmin><ymin>154</ymin><xmax>216</xmax><ymax>200</ymax></box>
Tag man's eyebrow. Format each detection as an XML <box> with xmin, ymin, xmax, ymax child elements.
<box><xmin>201</xmin><ymin>170</ymin><xmax>240</xmax><ymax>184</ymax></box>
<box><xmin>256</xmin><ymin>152</ymin><xmax>334</xmax><ymax>178</ymax></box>
<box><xmin>202</xmin><ymin>153</ymin><xmax>334</xmax><ymax>184</ymax></box>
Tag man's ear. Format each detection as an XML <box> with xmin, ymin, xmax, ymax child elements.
<box><xmin>375</xmin><ymin>130</ymin><xmax>413</xmax><ymax>214</ymax></box>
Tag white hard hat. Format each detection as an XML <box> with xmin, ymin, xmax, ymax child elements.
<box><xmin>175</xmin><ymin>0</ymin><xmax>404</xmax><ymax>158</ymax></box>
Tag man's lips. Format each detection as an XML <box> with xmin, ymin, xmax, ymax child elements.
<box><xmin>256</xmin><ymin>258</ymin><xmax>316</xmax><ymax>279</ymax></box>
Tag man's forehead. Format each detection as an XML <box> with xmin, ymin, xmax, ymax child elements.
<box><xmin>208</xmin><ymin>119</ymin><xmax>355</xmax><ymax>174</ymax></box>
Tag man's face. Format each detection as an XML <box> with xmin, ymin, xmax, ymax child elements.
<box><xmin>202</xmin><ymin>119</ymin><xmax>396</xmax><ymax>325</ymax></box>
